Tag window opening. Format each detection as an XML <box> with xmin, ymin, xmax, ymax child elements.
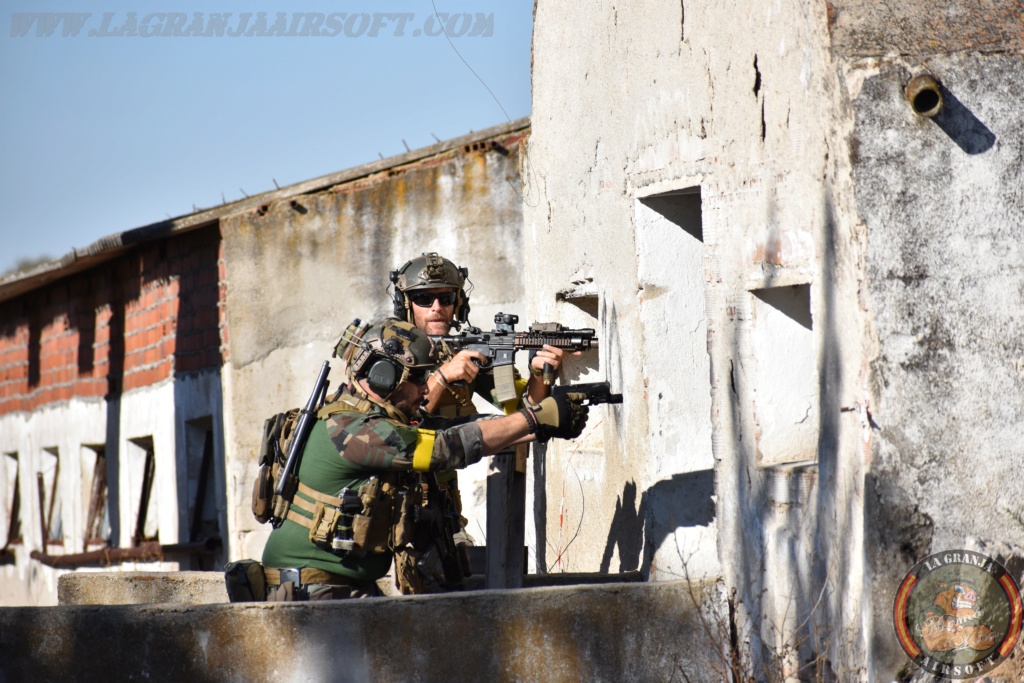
<box><xmin>38</xmin><ymin>447</ymin><xmax>63</xmax><ymax>545</ymax></box>
<box><xmin>633</xmin><ymin>187</ymin><xmax>719</xmax><ymax>580</ymax></box>
<box><xmin>82</xmin><ymin>445</ymin><xmax>111</xmax><ymax>549</ymax></box>
<box><xmin>129</xmin><ymin>437</ymin><xmax>158</xmax><ymax>545</ymax></box>
<box><xmin>749</xmin><ymin>284</ymin><xmax>818</xmax><ymax>466</ymax></box>
<box><xmin>186</xmin><ymin>417</ymin><xmax>219</xmax><ymax>570</ymax></box>
<box><xmin>2</xmin><ymin>453</ymin><xmax>21</xmax><ymax>550</ymax></box>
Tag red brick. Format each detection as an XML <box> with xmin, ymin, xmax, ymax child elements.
<box><xmin>142</xmin><ymin>346</ymin><xmax>160</xmax><ymax>366</ymax></box>
<box><xmin>160</xmin><ymin>337</ymin><xmax>176</xmax><ymax>358</ymax></box>
<box><xmin>196</xmin><ymin>308</ymin><xmax>218</xmax><ymax>330</ymax></box>
<box><xmin>203</xmin><ymin>328</ymin><xmax>222</xmax><ymax>348</ymax></box>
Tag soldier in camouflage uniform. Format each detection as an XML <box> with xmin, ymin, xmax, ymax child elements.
<box><xmin>389</xmin><ymin>252</ymin><xmax>572</xmax><ymax>416</ymax></box>
<box><xmin>260</xmin><ymin>318</ymin><xmax>588</xmax><ymax>600</ymax></box>
<box><xmin>388</xmin><ymin>253</ymin><xmax>576</xmax><ymax>575</ymax></box>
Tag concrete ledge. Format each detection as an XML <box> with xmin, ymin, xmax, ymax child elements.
<box><xmin>57</xmin><ymin>570</ymin><xmax>646</xmax><ymax>605</ymax></box>
<box><xmin>2</xmin><ymin>580</ymin><xmax>724</xmax><ymax>682</ymax></box>
<box><xmin>58</xmin><ymin>571</ymin><xmax>229</xmax><ymax>605</ymax></box>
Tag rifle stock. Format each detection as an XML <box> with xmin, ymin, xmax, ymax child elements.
<box><xmin>269</xmin><ymin>360</ymin><xmax>331</xmax><ymax>528</ymax></box>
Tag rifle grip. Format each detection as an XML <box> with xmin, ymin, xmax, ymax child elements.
<box><xmin>543</xmin><ymin>363</ymin><xmax>554</xmax><ymax>386</ymax></box>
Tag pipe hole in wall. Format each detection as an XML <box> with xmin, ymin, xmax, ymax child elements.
<box><xmin>905</xmin><ymin>75</ymin><xmax>943</xmax><ymax>118</ymax></box>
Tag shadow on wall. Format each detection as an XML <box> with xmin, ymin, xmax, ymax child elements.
<box><xmin>172</xmin><ymin>229</ymin><xmax>226</xmax><ymax>569</ymax></box>
<box><xmin>533</xmin><ymin>316</ymin><xmax>610</xmax><ymax>574</ymax></box>
<box><xmin>599</xmin><ymin>470</ymin><xmax>715</xmax><ymax>577</ymax></box>
<box><xmin>104</xmin><ymin>268</ymin><xmax>143</xmax><ymax>546</ymax></box>
<box><xmin>932</xmin><ymin>85</ymin><xmax>996</xmax><ymax>155</ymax></box>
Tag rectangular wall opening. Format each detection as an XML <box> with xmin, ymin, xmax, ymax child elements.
<box><xmin>38</xmin><ymin>447</ymin><xmax>63</xmax><ymax>546</ymax></box>
<box><xmin>81</xmin><ymin>444</ymin><xmax>111</xmax><ymax>550</ymax></box>
<box><xmin>634</xmin><ymin>187</ymin><xmax>719</xmax><ymax>580</ymax></box>
<box><xmin>2</xmin><ymin>453</ymin><xmax>21</xmax><ymax>554</ymax></box>
<box><xmin>128</xmin><ymin>437</ymin><xmax>158</xmax><ymax>545</ymax></box>
<box><xmin>185</xmin><ymin>417</ymin><xmax>219</xmax><ymax>570</ymax></box>
<box><xmin>749</xmin><ymin>284</ymin><xmax>818</xmax><ymax>465</ymax></box>
<box><xmin>636</xmin><ymin>187</ymin><xmax>713</xmax><ymax>472</ymax></box>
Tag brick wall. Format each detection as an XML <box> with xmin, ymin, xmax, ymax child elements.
<box><xmin>0</xmin><ymin>226</ymin><xmax>226</xmax><ymax>413</ymax></box>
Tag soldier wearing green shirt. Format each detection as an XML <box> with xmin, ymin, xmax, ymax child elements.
<box><xmin>260</xmin><ymin>318</ymin><xmax>589</xmax><ymax>600</ymax></box>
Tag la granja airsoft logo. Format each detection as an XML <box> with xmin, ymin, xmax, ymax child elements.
<box><xmin>893</xmin><ymin>549</ymin><xmax>1022</xmax><ymax>679</ymax></box>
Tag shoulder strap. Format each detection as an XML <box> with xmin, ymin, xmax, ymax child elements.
<box><xmin>318</xmin><ymin>392</ymin><xmax>374</xmax><ymax>419</ymax></box>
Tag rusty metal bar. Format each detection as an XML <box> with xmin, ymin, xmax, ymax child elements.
<box><xmin>30</xmin><ymin>537</ymin><xmax>220</xmax><ymax>568</ymax></box>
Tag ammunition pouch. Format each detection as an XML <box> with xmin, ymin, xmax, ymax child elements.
<box><xmin>391</xmin><ymin>474</ymin><xmax>470</xmax><ymax>595</ymax></box>
<box><xmin>392</xmin><ymin>483</ymin><xmax>422</xmax><ymax>548</ymax></box>
<box><xmin>224</xmin><ymin>559</ymin><xmax>268</xmax><ymax>602</ymax></box>
<box><xmin>251</xmin><ymin>461</ymin><xmax>277</xmax><ymax>524</ymax></box>
<box><xmin>286</xmin><ymin>477</ymin><xmax>398</xmax><ymax>559</ymax></box>
<box><xmin>395</xmin><ymin>546</ymin><xmax>446</xmax><ymax>595</ymax></box>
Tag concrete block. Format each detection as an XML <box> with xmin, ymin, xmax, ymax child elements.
<box><xmin>58</xmin><ymin>571</ymin><xmax>228</xmax><ymax>605</ymax></box>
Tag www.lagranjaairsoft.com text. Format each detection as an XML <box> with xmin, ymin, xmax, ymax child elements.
<box><xmin>9</xmin><ymin>11</ymin><xmax>495</xmax><ymax>38</ymax></box>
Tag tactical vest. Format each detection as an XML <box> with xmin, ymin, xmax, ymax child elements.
<box><xmin>254</xmin><ymin>393</ymin><xmax>420</xmax><ymax>559</ymax></box>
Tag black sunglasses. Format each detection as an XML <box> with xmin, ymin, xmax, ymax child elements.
<box><xmin>406</xmin><ymin>367</ymin><xmax>431</xmax><ymax>385</ymax></box>
<box><xmin>408</xmin><ymin>291</ymin><xmax>457</xmax><ymax>307</ymax></box>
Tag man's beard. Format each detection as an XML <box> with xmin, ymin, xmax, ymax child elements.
<box><xmin>396</xmin><ymin>394</ymin><xmax>427</xmax><ymax>419</ymax></box>
<box><xmin>423</xmin><ymin>318</ymin><xmax>452</xmax><ymax>334</ymax></box>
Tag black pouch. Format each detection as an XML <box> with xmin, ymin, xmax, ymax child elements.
<box><xmin>224</xmin><ymin>559</ymin><xmax>268</xmax><ymax>602</ymax></box>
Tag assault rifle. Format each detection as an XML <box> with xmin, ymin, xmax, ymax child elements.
<box><xmin>430</xmin><ymin>313</ymin><xmax>598</xmax><ymax>403</ymax></box>
<box><xmin>269</xmin><ymin>360</ymin><xmax>331</xmax><ymax>528</ymax></box>
<box><xmin>552</xmin><ymin>381</ymin><xmax>623</xmax><ymax>406</ymax></box>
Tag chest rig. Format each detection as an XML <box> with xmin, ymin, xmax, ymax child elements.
<box><xmin>285</xmin><ymin>393</ymin><xmax>423</xmax><ymax>559</ymax></box>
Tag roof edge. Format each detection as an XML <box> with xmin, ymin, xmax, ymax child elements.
<box><xmin>0</xmin><ymin>117</ymin><xmax>530</xmax><ymax>304</ymax></box>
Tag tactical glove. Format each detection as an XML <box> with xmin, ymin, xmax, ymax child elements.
<box><xmin>527</xmin><ymin>392</ymin><xmax>589</xmax><ymax>442</ymax></box>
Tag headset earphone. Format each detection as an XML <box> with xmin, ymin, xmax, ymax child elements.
<box><xmin>365</xmin><ymin>339</ymin><xmax>404</xmax><ymax>396</ymax></box>
<box><xmin>337</xmin><ymin>321</ymin><xmax>409</xmax><ymax>399</ymax></box>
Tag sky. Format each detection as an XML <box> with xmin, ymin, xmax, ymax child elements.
<box><xmin>0</xmin><ymin>1</ymin><xmax>533</xmax><ymax>275</ymax></box>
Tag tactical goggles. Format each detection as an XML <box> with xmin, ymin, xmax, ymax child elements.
<box><xmin>408</xmin><ymin>290</ymin><xmax>457</xmax><ymax>307</ymax></box>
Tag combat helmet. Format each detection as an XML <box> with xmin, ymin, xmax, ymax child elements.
<box><xmin>389</xmin><ymin>252</ymin><xmax>471</xmax><ymax>326</ymax></box>
<box><xmin>335</xmin><ymin>318</ymin><xmax>435</xmax><ymax>398</ymax></box>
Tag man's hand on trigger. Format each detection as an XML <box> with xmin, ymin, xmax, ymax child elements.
<box><xmin>441</xmin><ymin>350</ymin><xmax>487</xmax><ymax>383</ymax></box>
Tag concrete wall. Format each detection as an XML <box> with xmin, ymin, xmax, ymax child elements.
<box><xmin>854</xmin><ymin>54</ymin><xmax>1024</xmax><ymax>676</ymax></box>
<box><xmin>0</xmin><ymin>580</ymin><xmax>722</xmax><ymax>683</ymax></box>
<box><xmin>526</xmin><ymin>0</ymin><xmax>1023</xmax><ymax>678</ymax></box>
<box><xmin>527</xmin><ymin>0</ymin><xmax>835</xmax><ymax>609</ymax></box>
<box><xmin>219</xmin><ymin>126</ymin><xmax>529</xmax><ymax>561</ymax></box>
